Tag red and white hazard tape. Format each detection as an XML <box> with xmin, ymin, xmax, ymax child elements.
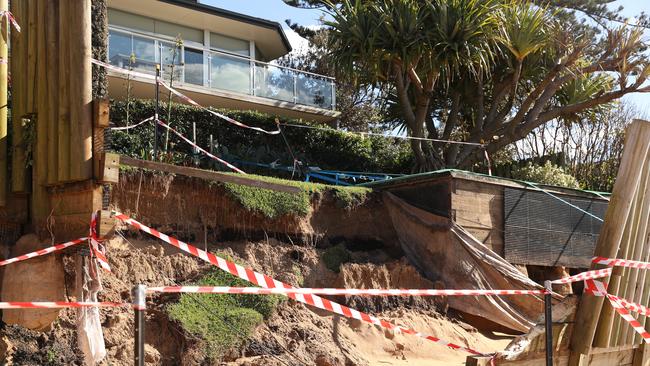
<box><xmin>0</xmin><ymin>238</ymin><xmax>87</xmax><ymax>267</ymax></box>
<box><xmin>114</xmin><ymin>212</ymin><xmax>484</xmax><ymax>355</ymax></box>
<box><xmin>593</xmin><ymin>257</ymin><xmax>650</xmax><ymax>270</ymax></box>
<box><xmin>0</xmin><ymin>10</ymin><xmax>21</xmax><ymax>32</ymax></box>
<box><xmin>550</xmin><ymin>268</ymin><xmax>612</xmax><ymax>284</ymax></box>
<box><xmin>90</xmin><ymin>212</ymin><xmax>112</xmax><ymax>272</ymax></box>
<box><xmin>156</xmin><ymin>119</ymin><xmax>246</xmax><ymax>174</ymax></box>
<box><xmin>158</xmin><ymin>80</ymin><xmax>281</xmax><ymax>135</ymax></box>
<box><xmin>110</xmin><ymin>116</ymin><xmax>155</xmax><ymax>131</ymax></box>
<box><xmin>585</xmin><ymin>279</ymin><xmax>650</xmax><ymax>342</ymax></box>
<box><xmin>147</xmin><ymin>286</ymin><xmax>547</xmax><ymax>297</ymax></box>
<box><xmin>0</xmin><ymin>301</ymin><xmax>125</xmax><ymax>309</ymax></box>
<box><xmin>91</xmin><ymin>58</ymin><xmax>156</xmax><ymax>80</ymax></box>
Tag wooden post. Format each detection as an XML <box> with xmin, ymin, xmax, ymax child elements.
<box><xmin>57</xmin><ymin>0</ymin><xmax>70</xmax><ymax>182</ymax></box>
<box><xmin>10</xmin><ymin>0</ymin><xmax>27</xmax><ymax>193</ymax></box>
<box><xmin>569</xmin><ymin>120</ymin><xmax>650</xmax><ymax>365</ymax></box>
<box><xmin>26</xmin><ymin>0</ymin><xmax>36</xmax><ymax>114</ymax></box>
<box><xmin>68</xmin><ymin>0</ymin><xmax>93</xmax><ymax>181</ymax></box>
<box><xmin>46</xmin><ymin>0</ymin><xmax>59</xmax><ymax>185</ymax></box>
<box><xmin>0</xmin><ymin>0</ymin><xmax>8</xmax><ymax>206</ymax></box>
<box><xmin>33</xmin><ymin>0</ymin><xmax>50</xmax><ymax>222</ymax></box>
<box><xmin>625</xmin><ymin>179</ymin><xmax>650</xmax><ymax>345</ymax></box>
<box><xmin>593</xmin><ymin>227</ymin><xmax>632</xmax><ymax>347</ymax></box>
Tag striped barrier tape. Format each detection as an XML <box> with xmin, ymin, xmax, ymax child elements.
<box><xmin>0</xmin><ymin>301</ymin><xmax>125</xmax><ymax>309</ymax></box>
<box><xmin>0</xmin><ymin>238</ymin><xmax>88</xmax><ymax>267</ymax></box>
<box><xmin>157</xmin><ymin>80</ymin><xmax>281</xmax><ymax>136</ymax></box>
<box><xmin>585</xmin><ymin>279</ymin><xmax>650</xmax><ymax>343</ymax></box>
<box><xmin>156</xmin><ymin>119</ymin><xmax>246</xmax><ymax>174</ymax></box>
<box><xmin>110</xmin><ymin>116</ymin><xmax>155</xmax><ymax>131</ymax></box>
<box><xmin>549</xmin><ymin>268</ymin><xmax>612</xmax><ymax>284</ymax></box>
<box><xmin>113</xmin><ymin>212</ymin><xmax>485</xmax><ymax>356</ymax></box>
<box><xmin>90</xmin><ymin>212</ymin><xmax>112</xmax><ymax>272</ymax></box>
<box><xmin>91</xmin><ymin>58</ymin><xmax>156</xmax><ymax>81</ymax></box>
<box><xmin>147</xmin><ymin>286</ymin><xmax>547</xmax><ymax>296</ymax></box>
<box><xmin>0</xmin><ymin>10</ymin><xmax>21</xmax><ymax>32</ymax></box>
<box><xmin>593</xmin><ymin>257</ymin><xmax>650</xmax><ymax>269</ymax></box>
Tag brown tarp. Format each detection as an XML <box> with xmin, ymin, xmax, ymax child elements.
<box><xmin>384</xmin><ymin>192</ymin><xmax>557</xmax><ymax>332</ymax></box>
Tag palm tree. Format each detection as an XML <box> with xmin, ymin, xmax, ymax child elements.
<box><xmin>326</xmin><ymin>0</ymin><xmax>500</xmax><ymax>171</ymax></box>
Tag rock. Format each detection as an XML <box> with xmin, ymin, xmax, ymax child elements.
<box><xmin>383</xmin><ymin>328</ymin><xmax>395</xmax><ymax>340</ymax></box>
<box><xmin>144</xmin><ymin>344</ymin><xmax>161</xmax><ymax>364</ymax></box>
<box><xmin>13</xmin><ymin>234</ymin><xmax>42</xmax><ymax>256</ymax></box>
<box><xmin>1</xmin><ymin>234</ymin><xmax>65</xmax><ymax>331</ymax></box>
<box><xmin>315</xmin><ymin>354</ymin><xmax>342</xmax><ymax>366</ymax></box>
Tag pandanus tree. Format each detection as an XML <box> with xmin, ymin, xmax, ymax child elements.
<box><xmin>321</xmin><ymin>0</ymin><xmax>650</xmax><ymax>171</ymax></box>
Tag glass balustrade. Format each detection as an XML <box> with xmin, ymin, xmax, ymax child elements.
<box><xmin>108</xmin><ymin>28</ymin><xmax>336</xmax><ymax>110</ymax></box>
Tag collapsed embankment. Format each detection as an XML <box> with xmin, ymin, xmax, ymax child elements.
<box><xmin>0</xmin><ymin>169</ymin><xmax>515</xmax><ymax>365</ymax></box>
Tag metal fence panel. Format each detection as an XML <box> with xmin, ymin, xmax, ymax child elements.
<box><xmin>504</xmin><ymin>188</ymin><xmax>607</xmax><ymax>268</ymax></box>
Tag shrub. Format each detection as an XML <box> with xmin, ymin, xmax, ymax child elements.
<box><xmin>109</xmin><ymin>99</ymin><xmax>413</xmax><ymax>176</ymax></box>
<box><xmin>167</xmin><ymin>255</ymin><xmax>283</xmax><ymax>360</ymax></box>
<box><xmin>322</xmin><ymin>243</ymin><xmax>351</xmax><ymax>272</ymax></box>
<box><xmin>512</xmin><ymin>161</ymin><xmax>581</xmax><ymax>189</ymax></box>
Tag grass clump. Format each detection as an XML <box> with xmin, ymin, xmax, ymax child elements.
<box><xmin>322</xmin><ymin>243</ymin><xmax>351</xmax><ymax>273</ymax></box>
<box><xmin>223</xmin><ymin>183</ymin><xmax>312</xmax><ymax>219</ymax></box>
<box><xmin>221</xmin><ymin>172</ymin><xmax>371</xmax><ymax>218</ymax></box>
<box><xmin>167</xmin><ymin>255</ymin><xmax>283</xmax><ymax>360</ymax></box>
<box><xmin>331</xmin><ymin>186</ymin><xmax>370</xmax><ymax>209</ymax></box>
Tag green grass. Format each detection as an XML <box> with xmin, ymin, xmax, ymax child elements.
<box><xmin>322</xmin><ymin>243</ymin><xmax>351</xmax><ymax>273</ymax></box>
<box><xmin>167</xmin><ymin>254</ymin><xmax>284</xmax><ymax>360</ymax></box>
<box><xmin>119</xmin><ymin>166</ymin><xmax>372</xmax><ymax>219</ymax></box>
<box><xmin>221</xmin><ymin>172</ymin><xmax>371</xmax><ymax>218</ymax></box>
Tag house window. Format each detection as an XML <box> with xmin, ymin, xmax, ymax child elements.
<box><xmin>184</xmin><ymin>48</ymin><xmax>204</xmax><ymax>85</ymax></box>
<box><xmin>108</xmin><ymin>31</ymin><xmax>131</xmax><ymax>64</ymax></box>
<box><xmin>210</xmin><ymin>54</ymin><xmax>251</xmax><ymax>95</ymax></box>
<box><xmin>210</xmin><ymin>33</ymin><xmax>250</xmax><ymax>57</ymax></box>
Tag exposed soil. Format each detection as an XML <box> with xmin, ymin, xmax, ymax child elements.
<box><xmin>0</xmin><ymin>235</ymin><xmax>512</xmax><ymax>365</ymax></box>
<box><xmin>0</xmin><ymin>172</ymin><xmax>519</xmax><ymax>365</ymax></box>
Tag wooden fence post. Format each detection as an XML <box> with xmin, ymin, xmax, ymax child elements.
<box><xmin>569</xmin><ymin>120</ymin><xmax>650</xmax><ymax>365</ymax></box>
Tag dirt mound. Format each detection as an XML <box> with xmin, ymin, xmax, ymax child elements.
<box><xmin>334</xmin><ymin>261</ymin><xmax>446</xmax><ymax>313</ymax></box>
<box><xmin>234</xmin><ymin>302</ymin><xmax>510</xmax><ymax>366</ymax></box>
<box><xmin>0</xmin><ymin>323</ymin><xmax>83</xmax><ymax>366</ymax></box>
<box><xmin>0</xmin><ymin>234</ymin><xmax>512</xmax><ymax>365</ymax></box>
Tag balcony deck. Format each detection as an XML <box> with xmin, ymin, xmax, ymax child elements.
<box><xmin>107</xmin><ymin>27</ymin><xmax>340</xmax><ymax>122</ymax></box>
<box><xmin>107</xmin><ymin>71</ymin><xmax>341</xmax><ymax>122</ymax></box>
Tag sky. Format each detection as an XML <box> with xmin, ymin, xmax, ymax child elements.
<box><xmin>203</xmin><ymin>0</ymin><xmax>650</xmax><ymax>114</ymax></box>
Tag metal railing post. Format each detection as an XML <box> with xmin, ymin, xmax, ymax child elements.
<box><xmin>250</xmin><ymin>60</ymin><xmax>256</xmax><ymax>96</ymax></box>
<box><xmin>293</xmin><ymin>73</ymin><xmax>298</xmax><ymax>104</ymax></box>
<box><xmin>544</xmin><ymin>280</ymin><xmax>553</xmax><ymax>366</ymax></box>
<box><xmin>132</xmin><ymin>284</ymin><xmax>146</xmax><ymax>366</ymax></box>
<box><xmin>154</xmin><ymin>65</ymin><xmax>160</xmax><ymax>161</ymax></box>
<box><xmin>331</xmin><ymin>80</ymin><xmax>336</xmax><ymax>110</ymax></box>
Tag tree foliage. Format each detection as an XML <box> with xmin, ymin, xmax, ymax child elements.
<box><xmin>513</xmin><ymin>102</ymin><xmax>644</xmax><ymax>192</ymax></box>
<box><xmin>317</xmin><ymin>0</ymin><xmax>650</xmax><ymax>171</ymax></box>
<box><xmin>512</xmin><ymin>161</ymin><xmax>581</xmax><ymax>189</ymax></box>
<box><xmin>280</xmin><ymin>20</ymin><xmax>385</xmax><ymax>131</ymax></box>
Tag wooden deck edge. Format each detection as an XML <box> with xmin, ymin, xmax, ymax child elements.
<box><xmin>119</xmin><ymin>156</ymin><xmax>303</xmax><ymax>194</ymax></box>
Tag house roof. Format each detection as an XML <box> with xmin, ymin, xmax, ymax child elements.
<box><xmin>360</xmin><ymin>169</ymin><xmax>611</xmax><ymax>200</ymax></box>
<box><xmin>158</xmin><ymin>0</ymin><xmax>293</xmax><ymax>56</ymax></box>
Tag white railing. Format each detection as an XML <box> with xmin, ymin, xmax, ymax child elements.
<box><xmin>108</xmin><ymin>27</ymin><xmax>336</xmax><ymax>110</ymax></box>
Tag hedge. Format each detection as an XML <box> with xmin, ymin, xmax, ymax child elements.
<box><xmin>109</xmin><ymin>100</ymin><xmax>413</xmax><ymax>178</ymax></box>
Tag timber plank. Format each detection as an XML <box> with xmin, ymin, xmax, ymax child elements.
<box><xmin>119</xmin><ymin>156</ymin><xmax>303</xmax><ymax>195</ymax></box>
<box><xmin>569</xmin><ymin>120</ymin><xmax>650</xmax><ymax>364</ymax></box>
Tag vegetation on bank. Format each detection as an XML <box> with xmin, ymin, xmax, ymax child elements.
<box><xmin>167</xmin><ymin>256</ymin><xmax>284</xmax><ymax>360</ymax></box>
<box><xmin>221</xmin><ymin>173</ymin><xmax>370</xmax><ymax>218</ymax></box>
<box><xmin>109</xmin><ymin>100</ymin><xmax>413</xmax><ymax>177</ymax></box>
<box><xmin>322</xmin><ymin>243</ymin><xmax>351</xmax><ymax>272</ymax></box>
